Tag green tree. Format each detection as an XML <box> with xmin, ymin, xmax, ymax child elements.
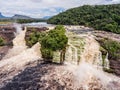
<box><xmin>104</xmin><ymin>24</ymin><xmax>117</xmax><ymax>32</ymax></box>
<box><xmin>41</xmin><ymin>25</ymin><xmax>68</xmax><ymax>63</ymax></box>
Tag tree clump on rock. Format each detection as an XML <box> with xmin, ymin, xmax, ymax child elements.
<box><xmin>26</xmin><ymin>25</ymin><xmax>68</xmax><ymax>64</ymax></box>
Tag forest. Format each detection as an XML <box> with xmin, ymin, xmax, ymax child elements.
<box><xmin>47</xmin><ymin>4</ymin><xmax>120</xmax><ymax>34</ymax></box>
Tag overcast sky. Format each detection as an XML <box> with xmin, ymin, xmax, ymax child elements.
<box><xmin>0</xmin><ymin>0</ymin><xmax>120</xmax><ymax>18</ymax></box>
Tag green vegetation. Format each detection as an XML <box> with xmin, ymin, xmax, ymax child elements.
<box><xmin>41</xmin><ymin>25</ymin><xmax>68</xmax><ymax>63</ymax></box>
<box><xmin>48</xmin><ymin>4</ymin><xmax>120</xmax><ymax>34</ymax></box>
<box><xmin>41</xmin><ymin>25</ymin><xmax>67</xmax><ymax>51</ymax></box>
<box><xmin>17</xmin><ymin>19</ymin><xmax>46</xmax><ymax>23</ymax></box>
<box><xmin>99</xmin><ymin>38</ymin><xmax>120</xmax><ymax>60</ymax></box>
<box><xmin>0</xmin><ymin>19</ymin><xmax>46</xmax><ymax>24</ymax></box>
<box><xmin>99</xmin><ymin>39</ymin><xmax>120</xmax><ymax>73</ymax></box>
<box><xmin>27</xmin><ymin>25</ymin><xmax>68</xmax><ymax>63</ymax></box>
<box><xmin>103</xmin><ymin>68</ymin><xmax>114</xmax><ymax>73</ymax></box>
<box><xmin>0</xmin><ymin>19</ymin><xmax>13</xmax><ymax>24</ymax></box>
<box><xmin>0</xmin><ymin>37</ymin><xmax>5</xmax><ymax>46</ymax></box>
<box><xmin>26</xmin><ymin>31</ymin><xmax>46</xmax><ymax>47</ymax></box>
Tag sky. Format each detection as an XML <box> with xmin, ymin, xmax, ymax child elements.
<box><xmin>0</xmin><ymin>0</ymin><xmax>120</xmax><ymax>18</ymax></box>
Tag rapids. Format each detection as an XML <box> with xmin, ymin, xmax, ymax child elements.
<box><xmin>0</xmin><ymin>24</ymin><xmax>42</xmax><ymax>87</ymax></box>
<box><xmin>0</xmin><ymin>23</ymin><xmax>42</xmax><ymax>67</ymax></box>
<box><xmin>0</xmin><ymin>25</ymin><xmax>119</xmax><ymax>90</ymax></box>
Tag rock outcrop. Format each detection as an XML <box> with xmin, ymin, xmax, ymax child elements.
<box><xmin>0</xmin><ymin>25</ymin><xmax>16</xmax><ymax>45</ymax></box>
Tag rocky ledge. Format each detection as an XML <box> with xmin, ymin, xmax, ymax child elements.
<box><xmin>0</xmin><ymin>61</ymin><xmax>77</xmax><ymax>90</ymax></box>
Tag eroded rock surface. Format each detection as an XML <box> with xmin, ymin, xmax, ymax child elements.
<box><xmin>0</xmin><ymin>61</ymin><xmax>76</xmax><ymax>90</ymax></box>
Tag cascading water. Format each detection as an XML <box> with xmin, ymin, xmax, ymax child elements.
<box><xmin>65</xmin><ymin>30</ymin><xmax>120</xmax><ymax>90</ymax></box>
<box><xmin>0</xmin><ymin>23</ymin><xmax>41</xmax><ymax>67</ymax></box>
<box><xmin>13</xmin><ymin>23</ymin><xmax>22</xmax><ymax>35</ymax></box>
<box><xmin>3</xmin><ymin>24</ymin><xmax>27</xmax><ymax>59</ymax></box>
<box><xmin>0</xmin><ymin>25</ymin><xmax>119</xmax><ymax>89</ymax></box>
<box><xmin>104</xmin><ymin>53</ymin><xmax>110</xmax><ymax>69</ymax></box>
<box><xmin>0</xmin><ymin>24</ymin><xmax>42</xmax><ymax>87</ymax></box>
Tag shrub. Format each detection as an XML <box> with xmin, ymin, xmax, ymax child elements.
<box><xmin>0</xmin><ymin>37</ymin><xmax>5</xmax><ymax>46</ymax></box>
<box><xmin>26</xmin><ymin>32</ymin><xmax>46</xmax><ymax>47</ymax></box>
<box><xmin>99</xmin><ymin>39</ymin><xmax>120</xmax><ymax>60</ymax></box>
<box><xmin>41</xmin><ymin>25</ymin><xmax>68</xmax><ymax>60</ymax></box>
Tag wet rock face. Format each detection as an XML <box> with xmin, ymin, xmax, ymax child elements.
<box><xmin>25</xmin><ymin>27</ymin><xmax>48</xmax><ymax>36</ymax></box>
<box><xmin>0</xmin><ymin>25</ymin><xmax>16</xmax><ymax>45</ymax></box>
<box><xmin>26</xmin><ymin>27</ymin><xmax>48</xmax><ymax>32</ymax></box>
<box><xmin>0</xmin><ymin>60</ymin><xmax>85</xmax><ymax>90</ymax></box>
<box><xmin>0</xmin><ymin>25</ymin><xmax>16</xmax><ymax>60</ymax></box>
<box><xmin>0</xmin><ymin>31</ymin><xmax>15</xmax><ymax>45</ymax></box>
<box><xmin>1</xmin><ymin>61</ymin><xmax>119</xmax><ymax>90</ymax></box>
<box><xmin>0</xmin><ymin>63</ymin><xmax>73</xmax><ymax>90</ymax></box>
<box><xmin>110</xmin><ymin>60</ymin><xmax>120</xmax><ymax>76</ymax></box>
<box><xmin>94</xmin><ymin>32</ymin><xmax>120</xmax><ymax>77</ymax></box>
<box><xmin>0</xmin><ymin>25</ymin><xmax>16</xmax><ymax>32</ymax></box>
<box><xmin>0</xmin><ymin>46</ymin><xmax>11</xmax><ymax>60</ymax></box>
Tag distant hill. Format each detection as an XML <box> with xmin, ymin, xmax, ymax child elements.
<box><xmin>47</xmin><ymin>4</ymin><xmax>120</xmax><ymax>34</ymax></box>
<box><xmin>11</xmin><ymin>14</ymin><xmax>32</xmax><ymax>19</ymax></box>
<box><xmin>0</xmin><ymin>13</ymin><xmax>6</xmax><ymax>18</ymax></box>
<box><xmin>0</xmin><ymin>13</ymin><xmax>32</xmax><ymax>19</ymax></box>
<box><xmin>43</xmin><ymin>16</ymin><xmax>52</xmax><ymax>19</ymax></box>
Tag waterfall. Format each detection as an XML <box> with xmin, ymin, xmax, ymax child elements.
<box><xmin>65</xmin><ymin>31</ymin><xmax>120</xmax><ymax>89</ymax></box>
<box><xmin>0</xmin><ymin>23</ymin><xmax>42</xmax><ymax>71</ymax></box>
<box><xmin>65</xmin><ymin>32</ymin><xmax>110</xmax><ymax>68</ymax></box>
<box><xmin>0</xmin><ymin>24</ymin><xmax>42</xmax><ymax>87</ymax></box>
<box><xmin>65</xmin><ymin>33</ymin><xmax>103</xmax><ymax>66</ymax></box>
<box><xmin>0</xmin><ymin>25</ymin><xmax>119</xmax><ymax>89</ymax></box>
<box><xmin>104</xmin><ymin>53</ymin><xmax>110</xmax><ymax>69</ymax></box>
<box><xmin>3</xmin><ymin>25</ymin><xmax>27</xmax><ymax>59</ymax></box>
<box><xmin>65</xmin><ymin>61</ymin><xmax>120</xmax><ymax>90</ymax></box>
<box><xmin>66</xmin><ymin>42</ymin><xmax>78</xmax><ymax>64</ymax></box>
<box><xmin>13</xmin><ymin>23</ymin><xmax>22</xmax><ymax>34</ymax></box>
<box><xmin>80</xmin><ymin>36</ymin><xmax>100</xmax><ymax>64</ymax></box>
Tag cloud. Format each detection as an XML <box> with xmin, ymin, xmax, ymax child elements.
<box><xmin>0</xmin><ymin>0</ymin><xmax>120</xmax><ymax>18</ymax></box>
